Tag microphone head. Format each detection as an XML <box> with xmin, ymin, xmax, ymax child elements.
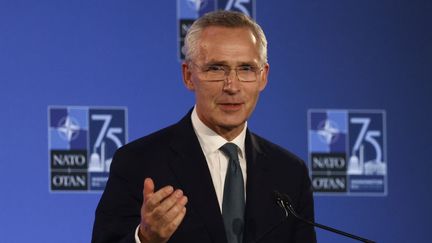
<box><xmin>273</xmin><ymin>190</ymin><xmax>282</xmax><ymax>200</ymax></box>
<box><xmin>273</xmin><ymin>190</ymin><xmax>293</xmax><ymax>206</ymax></box>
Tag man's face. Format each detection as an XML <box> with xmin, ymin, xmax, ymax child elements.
<box><xmin>182</xmin><ymin>26</ymin><xmax>269</xmax><ymax>139</ymax></box>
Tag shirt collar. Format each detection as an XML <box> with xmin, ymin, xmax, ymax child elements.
<box><xmin>191</xmin><ymin>106</ymin><xmax>247</xmax><ymax>158</ymax></box>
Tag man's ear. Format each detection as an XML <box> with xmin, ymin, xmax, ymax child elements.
<box><xmin>182</xmin><ymin>62</ymin><xmax>195</xmax><ymax>91</ymax></box>
<box><xmin>258</xmin><ymin>63</ymin><xmax>270</xmax><ymax>91</ymax></box>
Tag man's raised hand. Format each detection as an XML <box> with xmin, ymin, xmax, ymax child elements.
<box><xmin>139</xmin><ymin>178</ymin><xmax>188</xmax><ymax>243</ymax></box>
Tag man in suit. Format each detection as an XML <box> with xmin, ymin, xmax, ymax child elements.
<box><xmin>92</xmin><ymin>10</ymin><xmax>316</xmax><ymax>243</ymax></box>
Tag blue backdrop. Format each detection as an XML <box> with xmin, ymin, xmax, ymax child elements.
<box><xmin>1</xmin><ymin>0</ymin><xmax>431</xmax><ymax>242</ymax></box>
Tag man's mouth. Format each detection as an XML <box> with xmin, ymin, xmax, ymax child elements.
<box><xmin>219</xmin><ymin>103</ymin><xmax>243</xmax><ymax>111</ymax></box>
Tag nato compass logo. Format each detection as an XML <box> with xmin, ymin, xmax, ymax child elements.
<box><xmin>48</xmin><ymin>106</ymin><xmax>127</xmax><ymax>192</ymax></box>
<box><xmin>177</xmin><ymin>0</ymin><xmax>255</xmax><ymax>60</ymax></box>
<box><xmin>308</xmin><ymin>110</ymin><xmax>387</xmax><ymax>196</ymax></box>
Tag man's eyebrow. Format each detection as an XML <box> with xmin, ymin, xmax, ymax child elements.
<box><xmin>237</xmin><ymin>61</ymin><xmax>258</xmax><ymax>66</ymax></box>
<box><xmin>204</xmin><ymin>61</ymin><xmax>257</xmax><ymax>66</ymax></box>
<box><xmin>204</xmin><ymin>61</ymin><xmax>229</xmax><ymax>66</ymax></box>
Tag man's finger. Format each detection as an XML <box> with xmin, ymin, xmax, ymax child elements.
<box><xmin>145</xmin><ymin>185</ymin><xmax>174</xmax><ymax>212</ymax></box>
<box><xmin>161</xmin><ymin>195</ymin><xmax>188</xmax><ymax>223</ymax></box>
<box><xmin>154</xmin><ymin>190</ymin><xmax>186</xmax><ymax>220</ymax></box>
<box><xmin>166</xmin><ymin>206</ymin><xmax>187</xmax><ymax>234</ymax></box>
<box><xmin>143</xmin><ymin>178</ymin><xmax>155</xmax><ymax>203</ymax></box>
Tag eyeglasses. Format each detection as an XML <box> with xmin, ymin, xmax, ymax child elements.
<box><xmin>190</xmin><ymin>62</ymin><xmax>264</xmax><ymax>82</ymax></box>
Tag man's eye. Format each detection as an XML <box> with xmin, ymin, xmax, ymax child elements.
<box><xmin>206</xmin><ymin>65</ymin><xmax>225</xmax><ymax>72</ymax></box>
<box><xmin>238</xmin><ymin>66</ymin><xmax>255</xmax><ymax>72</ymax></box>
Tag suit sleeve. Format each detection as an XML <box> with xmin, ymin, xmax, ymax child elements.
<box><xmin>91</xmin><ymin>148</ymin><xmax>143</xmax><ymax>243</ymax></box>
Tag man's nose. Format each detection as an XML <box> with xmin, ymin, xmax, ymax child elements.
<box><xmin>223</xmin><ymin>69</ymin><xmax>241</xmax><ymax>92</ymax></box>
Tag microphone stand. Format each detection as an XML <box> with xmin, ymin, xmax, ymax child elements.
<box><xmin>274</xmin><ymin>191</ymin><xmax>376</xmax><ymax>243</ymax></box>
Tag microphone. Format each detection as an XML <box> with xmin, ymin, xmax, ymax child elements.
<box><xmin>273</xmin><ymin>191</ymin><xmax>376</xmax><ymax>243</ymax></box>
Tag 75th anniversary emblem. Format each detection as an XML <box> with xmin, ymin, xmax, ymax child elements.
<box><xmin>48</xmin><ymin>106</ymin><xmax>127</xmax><ymax>192</ymax></box>
<box><xmin>308</xmin><ymin>109</ymin><xmax>387</xmax><ymax>196</ymax></box>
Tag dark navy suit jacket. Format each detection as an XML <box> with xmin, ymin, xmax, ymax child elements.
<box><xmin>92</xmin><ymin>111</ymin><xmax>316</xmax><ymax>243</ymax></box>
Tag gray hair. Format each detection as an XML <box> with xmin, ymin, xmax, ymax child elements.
<box><xmin>182</xmin><ymin>10</ymin><xmax>268</xmax><ymax>63</ymax></box>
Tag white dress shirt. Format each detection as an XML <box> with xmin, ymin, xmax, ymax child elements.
<box><xmin>135</xmin><ymin>107</ymin><xmax>247</xmax><ymax>242</ymax></box>
<box><xmin>190</xmin><ymin>107</ymin><xmax>247</xmax><ymax>208</ymax></box>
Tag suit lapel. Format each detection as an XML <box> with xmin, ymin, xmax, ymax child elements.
<box><xmin>243</xmin><ymin>132</ymin><xmax>286</xmax><ymax>243</ymax></box>
<box><xmin>166</xmin><ymin>113</ymin><xmax>284</xmax><ymax>243</ymax></box>
<box><xmin>167</xmin><ymin>113</ymin><xmax>227</xmax><ymax>243</ymax></box>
